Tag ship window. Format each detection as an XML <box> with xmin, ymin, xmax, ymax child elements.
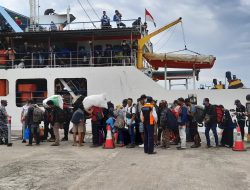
<box><xmin>16</xmin><ymin>79</ymin><xmax>47</xmax><ymax>107</ymax></box>
<box><xmin>54</xmin><ymin>78</ymin><xmax>87</xmax><ymax>105</ymax></box>
<box><xmin>0</xmin><ymin>79</ymin><xmax>9</xmax><ymax>96</ymax></box>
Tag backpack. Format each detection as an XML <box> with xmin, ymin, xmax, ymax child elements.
<box><xmin>160</xmin><ymin>108</ymin><xmax>168</xmax><ymax>128</ymax></box>
<box><xmin>194</xmin><ymin>105</ymin><xmax>204</xmax><ymax>124</ymax></box>
<box><xmin>214</xmin><ymin>105</ymin><xmax>223</xmax><ymax>124</ymax></box>
<box><xmin>166</xmin><ymin>109</ymin><xmax>178</xmax><ymax>130</ymax></box>
<box><xmin>126</xmin><ymin>107</ymin><xmax>133</xmax><ymax>119</ymax></box>
<box><xmin>33</xmin><ymin>106</ymin><xmax>44</xmax><ymax>123</ymax></box>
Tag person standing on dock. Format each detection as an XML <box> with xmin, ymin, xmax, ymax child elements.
<box><xmin>141</xmin><ymin>96</ymin><xmax>158</xmax><ymax>154</ymax></box>
<box><xmin>234</xmin><ymin>99</ymin><xmax>246</xmax><ymax>141</ymax></box>
<box><xmin>176</xmin><ymin>98</ymin><xmax>188</xmax><ymax>150</ymax></box>
<box><xmin>202</xmin><ymin>98</ymin><xmax>219</xmax><ymax>148</ymax></box>
<box><xmin>0</xmin><ymin>100</ymin><xmax>9</xmax><ymax>145</ymax></box>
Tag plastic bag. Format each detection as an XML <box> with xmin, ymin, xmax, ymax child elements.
<box><xmin>83</xmin><ymin>94</ymin><xmax>108</xmax><ymax>110</ymax></box>
<box><xmin>24</xmin><ymin>128</ymin><xmax>30</xmax><ymax>140</ymax></box>
<box><xmin>43</xmin><ymin>95</ymin><xmax>63</xmax><ymax>109</ymax></box>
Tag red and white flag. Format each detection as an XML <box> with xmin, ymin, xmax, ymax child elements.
<box><xmin>145</xmin><ymin>9</ymin><xmax>156</xmax><ymax>27</ymax></box>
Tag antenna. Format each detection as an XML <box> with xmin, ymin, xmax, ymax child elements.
<box><xmin>37</xmin><ymin>0</ymin><xmax>40</xmax><ymax>26</ymax></box>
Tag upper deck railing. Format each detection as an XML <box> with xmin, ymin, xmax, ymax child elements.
<box><xmin>0</xmin><ymin>49</ymin><xmax>137</xmax><ymax>69</ymax></box>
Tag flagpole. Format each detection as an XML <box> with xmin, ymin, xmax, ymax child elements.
<box><xmin>145</xmin><ymin>8</ymin><xmax>146</xmax><ymax>24</ymax></box>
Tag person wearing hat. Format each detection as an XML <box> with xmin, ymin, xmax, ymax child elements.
<box><xmin>0</xmin><ymin>100</ymin><xmax>9</xmax><ymax>145</ymax></box>
<box><xmin>235</xmin><ymin>99</ymin><xmax>246</xmax><ymax>140</ymax></box>
<box><xmin>140</xmin><ymin>96</ymin><xmax>158</xmax><ymax>154</ymax></box>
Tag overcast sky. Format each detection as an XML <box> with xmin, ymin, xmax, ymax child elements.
<box><xmin>1</xmin><ymin>0</ymin><xmax>250</xmax><ymax>89</ymax></box>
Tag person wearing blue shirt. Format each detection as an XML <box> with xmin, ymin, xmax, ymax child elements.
<box><xmin>101</xmin><ymin>11</ymin><xmax>111</xmax><ymax>29</ymax></box>
<box><xmin>113</xmin><ymin>10</ymin><xmax>126</xmax><ymax>28</ymax></box>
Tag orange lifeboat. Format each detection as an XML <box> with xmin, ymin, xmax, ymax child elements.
<box><xmin>143</xmin><ymin>52</ymin><xmax>216</xmax><ymax>69</ymax></box>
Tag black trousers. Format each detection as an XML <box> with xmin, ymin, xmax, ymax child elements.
<box><xmin>221</xmin><ymin>127</ymin><xmax>234</xmax><ymax>147</ymax></box>
<box><xmin>144</xmin><ymin>124</ymin><xmax>154</xmax><ymax>154</ymax></box>
<box><xmin>44</xmin><ymin>123</ymin><xmax>55</xmax><ymax>140</ymax></box>
<box><xmin>63</xmin><ymin>121</ymin><xmax>70</xmax><ymax>139</ymax></box>
<box><xmin>238</xmin><ymin>120</ymin><xmax>245</xmax><ymax>140</ymax></box>
<box><xmin>29</xmin><ymin>125</ymin><xmax>40</xmax><ymax>145</ymax></box>
<box><xmin>92</xmin><ymin>121</ymin><xmax>100</xmax><ymax>145</ymax></box>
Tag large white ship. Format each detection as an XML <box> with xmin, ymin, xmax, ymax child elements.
<box><xmin>0</xmin><ymin>1</ymin><xmax>249</xmax><ymax>128</ymax></box>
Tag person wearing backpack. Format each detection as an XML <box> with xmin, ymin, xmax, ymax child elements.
<box><xmin>46</xmin><ymin>100</ymin><xmax>63</xmax><ymax>146</ymax></box>
<box><xmin>176</xmin><ymin>98</ymin><xmax>188</xmax><ymax>150</ymax></box>
<box><xmin>136</xmin><ymin>95</ymin><xmax>147</xmax><ymax>147</ymax></box>
<box><xmin>26</xmin><ymin>101</ymin><xmax>44</xmax><ymax>146</ymax></box>
<box><xmin>159</xmin><ymin>100</ymin><xmax>171</xmax><ymax>149</ymax></box>
<box><xmin>202</xmin><ymin>98</ymin><xmax>219</xmax><ymax>148</ymax></box>
<box><xmin>71</xmin><ymin>105</ymin><xmax>85</xmax><ymax>147</ymax></box>
<box><xmin>91</xmin><ymin>106</ymin><xmax>104</xmax><ymax>147</ymax></box>
<box><xmin>185</xmin><ymin>98</ymin><xmax>201</xmax><ymax>148</ymax></box>
<box><xmin>20</xmin><ymin>100</ymin><xmax>32</xmax><ymax>143</ymax></box>
<box><xmin>43</xmin><ymin>107</ymin><xmax>55</xmax><ymax>142</ymax></box>
<box><xmin>125</xmin><ymin>98</ymin><xmax>136</xmax><ymax>148</ymax></box>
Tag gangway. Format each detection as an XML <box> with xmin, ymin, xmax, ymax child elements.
<box><xmin>0</xmin><ymin>6</ymin><xmax>23</xmax><ymax>33</ymax></box>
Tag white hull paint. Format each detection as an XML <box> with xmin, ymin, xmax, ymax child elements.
<box><xmin>1</xmin><ymin>66</ymin><xmax>250</xmax><ymax>129</ymax></box>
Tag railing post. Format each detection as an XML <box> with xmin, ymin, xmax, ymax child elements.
<box><xmin>50</xmin><ymin>52</ymin><xmax>52</xmax><ymax>67</ymax></box>
<box><xmin>111</xmin><ymin>50</ymin><xmax>113</xmax><ymax>66</ymax></box>
<box><xmin>70</xmin><ymin>51</ymin><xmax>72</xmax><ymax>67</ymax></box>
<box><xmin>53</xmin><ymin>53</ymin><xmax>56</xmax><ymax>67</ymax></box>
<box><xmin>31</xmin><ymin>52</ymin><xmax>34</xmax><ymax>68</ymax></box>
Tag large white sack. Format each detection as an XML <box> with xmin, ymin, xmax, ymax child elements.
<box><xmin>83</xmin><ymin>94</ymin><xmax>108</xmax><ymax>110</ymax></box>
<box><xmin>43</xmin><ymin>95</ymin><xmax>64</xmax><ymax>109</ymax></box>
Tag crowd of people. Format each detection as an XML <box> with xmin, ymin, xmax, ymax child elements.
<box><xmin>1</xmin><ymin>95</ymin><xmax>250</xmax><ymax>155</ymax></box>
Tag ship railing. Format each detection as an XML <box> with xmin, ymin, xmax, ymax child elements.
<box><xmin>1</xmin><ymin>50</ymin><xmax>137</xmax><ymax>69</ymax></box>
<box><xmin>26</xmin><ymin>19</ymin><xmax>143</xmax><ymax>32</ymax></box>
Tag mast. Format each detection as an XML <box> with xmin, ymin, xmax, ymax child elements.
<box><xmin>29</xmin><ymin>0</ymin><xmax>37</xmax><ymax>28</ymax></box>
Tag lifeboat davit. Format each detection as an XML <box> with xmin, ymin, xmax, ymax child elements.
<box><xmin>143</xmin><ymin>52</ymin><xmax>216</xmax><ymax>69</ymax></box>
<box><xmin>152</xmin><ymin>70</ymin><xmax>199</xmax><ymax>80</ymax></box>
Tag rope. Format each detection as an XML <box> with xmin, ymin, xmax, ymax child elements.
<box><xmin>155</xmin><ymin>25</ymin><xmax>177</xmax><ymax>52</ymax></box>
<box><xmin>181</xmin><ymin>22</ymin><xmax>187</xmax><ymax>49</ymax></box>
<box><xmin>77</xmin><ymin>0</ymin><xmax>97</xmax><ymax>28</ymax></box>
<box><xmin>154</xmin><ymin>28</ymin><xmax>171</xmax><ymax>47</ymax></box>
<box><xmin>86</xmin><ymin>0</ymin><xmax>100</xmax><ymax>20</ymax></box>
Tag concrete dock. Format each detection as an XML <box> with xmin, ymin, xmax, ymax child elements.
<box><xmin>0</xmin><ymin>131</ymin><xmax>250</xmax><ymax>190</ymax></box>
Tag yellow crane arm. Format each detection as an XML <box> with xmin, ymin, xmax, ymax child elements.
<box><xmin>137</xmin><ymin>17</ymin><xmax>182</xmax><ymax>69</ymax></box>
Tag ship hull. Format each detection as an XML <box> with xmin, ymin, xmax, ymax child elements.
<box><xmin>0</xmin><ymin>66</ymin><xmax>249</xmax><ymax>128</ymax></box>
